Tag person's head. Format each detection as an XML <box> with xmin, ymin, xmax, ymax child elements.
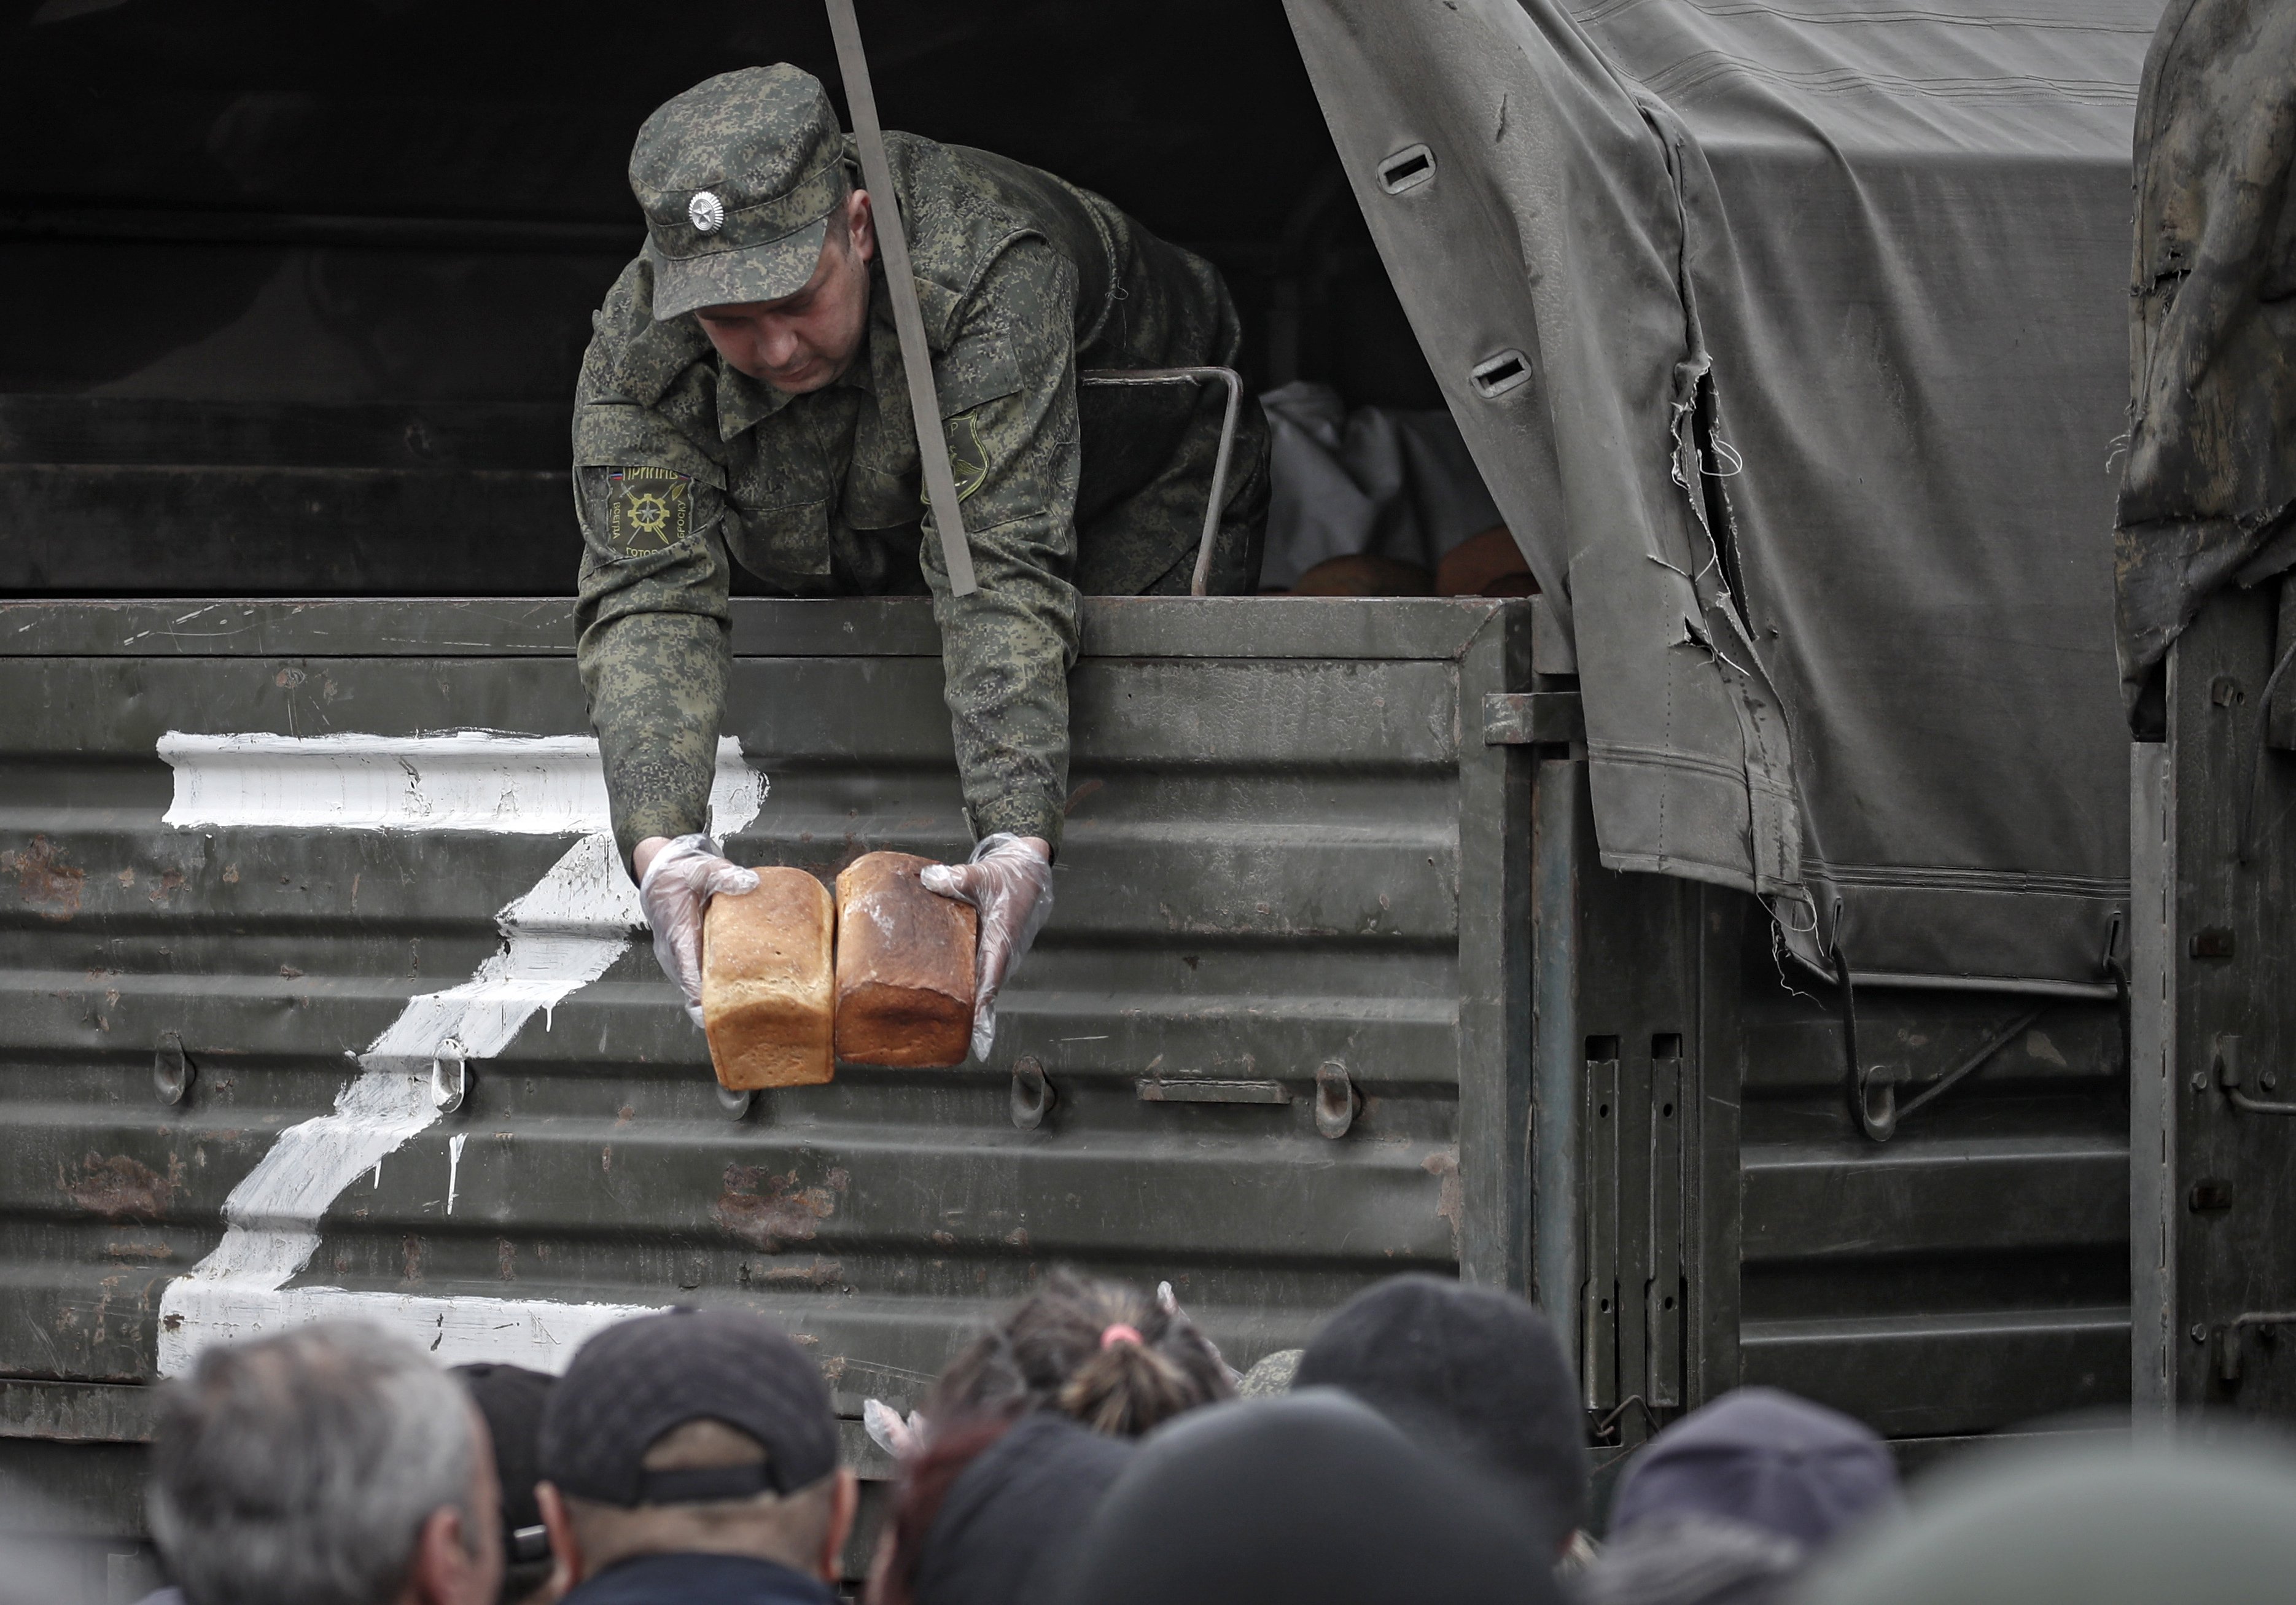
<box><xmin>1056</xmin><ymin>1389</ymin><xmax>1559</xmax><ymax>1605</ymax></box>
<box><xmin>147</xmin><ymin>1320</ymin><xmax>503</xmax><ymax>1605</ymax></box>
<box><xmin>451</xmin><ymin>1364</ymin><xmax>559</xmax><ymax>1605</ymax></box>
<box><xmin>534</xmin><ymin>1309</ymin><xmax>856</xmax><ymax>1590</ymax></box>
<box><xmin>1799</xmin><ymin>1432</ymin><xmax>2296</xmax><ymax>1605</ymax></box>
<box><xmin>1294</xmin><ymin>1274</ymin><xmax>1588</xmax><ymax>1553</ymax></box>
<box><xmin>929</xmin><ymin>1269</ymin><xmax>1234</xmax><ymax>1437</ymax></box>
<box><xmin>1577</xmin><ymin>1516</ymin><xmax>1803</xmax><ymax>1605</ymax></box>
<box><xmin>1609</xmin><ymin>1388</ymin><xmax>1901</xmax><ymax>1552</ymax></box>
<box><xmin>629</xmin><ymin>64</ymin><xmax>876</xmax><ymax>395</ymax></box>
<box><xmin>866</xmin><ymin>1413</ymin><xmax>1134</xmax><ymax>1605</ymax></box>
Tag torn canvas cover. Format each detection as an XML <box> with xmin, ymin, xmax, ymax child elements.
<box><xmin>1285</xmin><ymin>0</ymin><xmax>2150</xmax><ymax>991</ymax></box>
<box><xmin>2113</xmin><ymin>0</ymin><xmax>2296</xmax><ymax>716</ymax></box>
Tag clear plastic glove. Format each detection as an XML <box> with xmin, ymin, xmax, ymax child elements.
<box><xmin>919</xmin><ymin>833</ymin><xmax>1054</xmax><ymax>1062</ymax></box>
<box><xmin>637</xmin><ymin>833</ymin><xmax>759</xmax><ymax>1027</ymax></box>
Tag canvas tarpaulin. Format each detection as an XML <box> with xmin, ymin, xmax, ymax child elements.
<box><xmin>1283</xmin><ymin>0</ymin><xmax>2152</xmax><ymax>991</ymax></box>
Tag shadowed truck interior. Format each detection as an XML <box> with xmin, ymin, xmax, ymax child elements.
<box><xmin>0</xmin><ymin>0</ymin><xmax>1442</xmax><ymax>596</ymax></box>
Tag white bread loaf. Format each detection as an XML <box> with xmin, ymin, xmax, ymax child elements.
<box><xmin>701</xmin><ymin>868</ymin><xmax>836</xmax><ymax>1090</ymax></box>
<box><xmin>834</xmin><ymin>851</ymin><xmax>978</xmax><ymax>1068</ymax></box>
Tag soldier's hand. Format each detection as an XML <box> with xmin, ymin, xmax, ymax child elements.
<box><xmin>920</xmin><ymin>833</ymin><xmax>1054</xmax><ymax>1062</ymax></box>
<box><xmin>636</xmin><ymin>833</ymin><xmax>760</xmax><ymax>1027</ymax></box>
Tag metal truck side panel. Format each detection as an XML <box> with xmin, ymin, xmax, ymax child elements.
<box><xmin>0</xmin><ymin>596</ymin><xmax>1533</xmax><ymax>1544</ymax></box>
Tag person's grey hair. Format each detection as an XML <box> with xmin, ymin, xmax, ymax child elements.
<box><xmin>148</xmin><ymin>1320</ymin><xmax>482</xmax><ymax>1605</ymax></box>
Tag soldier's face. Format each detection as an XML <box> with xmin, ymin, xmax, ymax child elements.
<box><xmin>695</xmin><ymin>189</ymin><xmax>877</xmax><ymax>395</ymax></box>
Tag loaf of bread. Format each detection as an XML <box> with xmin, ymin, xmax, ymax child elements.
<box><xmin>834</xmin><ymin>852</ymin><xmax>978</xmax><ymax>1068</ymax></box>
<box><xmin>701</xmin><ymin>869</ymin><xmax>836</xmax><ymax>1090</ymax></box>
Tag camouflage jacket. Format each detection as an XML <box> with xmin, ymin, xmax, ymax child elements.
<box><xmin>572</xmin><ymin>132</ymin><xmax>1264</xmax><ymax>868</ymax></box>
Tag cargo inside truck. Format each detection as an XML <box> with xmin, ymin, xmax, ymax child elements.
<box><xmin>0</xmin><ymin>0</ymin><xmax>2152</xmax><ymax>1590</ymax></box>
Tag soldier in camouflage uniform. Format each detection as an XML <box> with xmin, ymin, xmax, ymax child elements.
<box><xmin>578</xmin><ymin>65</ymin><xmax>1269</xmax><ymax>1056</ymax></box>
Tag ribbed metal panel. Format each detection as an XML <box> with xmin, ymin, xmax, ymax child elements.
<box><xmin>1736</xmin><ymin>984</ymin><xmax>2130</xmax><ymax>1437</ymax></box>
<box><xmin>0</xmin><ymin>596</ymin><xmax>1531</xmax><ymax>1455</ymax></box>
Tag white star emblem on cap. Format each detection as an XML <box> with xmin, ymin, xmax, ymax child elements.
<box><xmin>688</xmin><ymin>190</ymin><xmax>725</xmax><ymax>234</ymax></box>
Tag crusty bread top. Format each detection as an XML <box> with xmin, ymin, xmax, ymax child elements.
<box><xmin>702</xmin><ymin>867</ymin><xmax>835</xmax><ymax>1011</ymax></box>
<box><xmin>835</xmin><ymin>851</ymin><xmax>976</xmax><ymax>1006</ymax></box>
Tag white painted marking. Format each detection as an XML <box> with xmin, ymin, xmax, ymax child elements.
<box><xmin>164</xmin><ymin>1288</ymin><xmax>668</xmax><ymax>1374</ymax></box>
<box><xmin>159</xmin><ymin>731</ymin><xmax>766</xmax><ymax>837</ymax></box>
<box><xmin>446</xmin><ymin>1134</ymin><xmax>467</xmax><ymax>1216</ymax></box>
<box><xmin>156</xmin><ymin>731</ymin><xmax>768</xmax><ymax>1375</ymax></box>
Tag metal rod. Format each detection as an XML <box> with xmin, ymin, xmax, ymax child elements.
<box><xmin>1890</xmin><ymin>1006</ymin><xmax>2046</xmax><ymax>1124</ymax></box>
<box><xmin>1831</xmin><ymin>935</ymin><xmax>1877</xmax><ymax>1138</ymax></box>
<box><xmin>823</xmin><ymin>0</ymin><xmax>977</xmax><ymax>597</ymax></box>
<box><xmin>1530</xmin><ymin>756</ymin><xmax>1582</xmax><ymax>1333</ymax></box>
<box><xmin>1078</xmin><ymin>366</ymin><xmax>1242</xmax><ymax>597</ymax></box>
<box><xmin>2211</xmin><ymin>1033</ymin><xmax>2296</xmax><ymax>1114</ymax></box>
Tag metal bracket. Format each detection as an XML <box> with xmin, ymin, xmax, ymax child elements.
<box><xmin>2214</xmin><ymin>1310</ymin><xmax>2296</xmax><ymax>1384</ymax></box>
<box><xmin>2214</xmin><ymin>1034</ymin><xmax>2296</xmax><ymax>1114</ymax></box>
<box><xmin>1011</xmin><ymin>1054</ymin><xmax>1056</xmax><ymax>1130</ymax></box>
<box><xmin>1482</xmin><ymin>691</ymin><xmax>1584</xmax><ymax>747</ymax></box>
<box><xmin>1078</xmin><ymin>368</ymin><xmax>1243</xmax><ymax>597</ymax></box>
<box><xmin>430</xmin><ymin>1041</ymin><xmax>469</xmax><ymax>1114</ymax></box>
<box><xmin>1137</xmin><ymin>1076</ymin><xmax>1288</xmax><ymax>1105</ymax></box>
<box><xmin>1315</xmin><ymin>1060</ymin><xmax>1358</xmax><ymax>1139</ymax></box>
<box><xmin>153</xmin><ymin>1032</ymin><xmax>194</xmax><ymax>1106</ymax></box>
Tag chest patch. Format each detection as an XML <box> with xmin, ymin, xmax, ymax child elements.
<box><xmin>604</xmin><ymin>466</ymin><xmax>697</xmax><ymax>554</ymax></box>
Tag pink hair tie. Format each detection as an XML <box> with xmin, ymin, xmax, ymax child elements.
<box><xmin>1100</xmin><ymin>1323</ymin><xmax>1144</xmax><ymax>1350</ymax></box>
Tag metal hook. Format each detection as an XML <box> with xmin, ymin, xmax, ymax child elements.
<box><xmin>1590</xmin><ymin>1393</ymin><xmax>1663</xmax><ymax>1443</ymax></box>
<box><xmin>1854</xmin><ymin>1062</ymin><xmax>1898</xmax><ymax>1143</ymax></box>
<box><xmin>1315</xmin><ymin>1060</ymin><xmax>1358</xmax><ymax>1139</ymax></box>
<box><xmin>153</xmin><ymin>1032</ymin><xmax>195</xmax><ymax>1106</ymax></box>
<box><xmin>1010</xmin><ymin>1055</ymin><xmax>1055</xmax><ymax>1131</ymax></box>
<box><xmin>430</xmin><ymin>1041</ymin><xmax>469</xmax><ymax>1114</ymax></box>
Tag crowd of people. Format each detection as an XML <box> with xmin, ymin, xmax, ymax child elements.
<box><xmin>132</xmin><ymin>1269</ymin><xmax>2296</xmax><ymax>1605</ymax></box>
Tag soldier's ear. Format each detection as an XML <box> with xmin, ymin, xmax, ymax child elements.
<box><xmin>846</xmin><ymin>188</ymin><xmax>876</xmax><ymax>264</ymax></box>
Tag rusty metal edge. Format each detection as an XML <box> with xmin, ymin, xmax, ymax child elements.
<box><xmin>0</xmin><ymin>597</ymin><xmax>1529</xmax><ymax>663</ymax></box>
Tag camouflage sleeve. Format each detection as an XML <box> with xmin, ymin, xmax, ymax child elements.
<box><xmin>571</xmin><ymin>464</ymin><xmax>733</xmax><ymax>872</ymax></box>
<box><xmin>919</xmin><ymin>237</ymin><xmax>1084</xmax><ymax>855</ymax></box>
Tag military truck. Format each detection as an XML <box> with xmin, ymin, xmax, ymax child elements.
<box><xmin>0</xmin><ymin>1</ymin><xmax>2147</xmax><ymax>1591</ymax></box>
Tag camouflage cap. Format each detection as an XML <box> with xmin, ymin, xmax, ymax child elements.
<box><xmin>629</xmin><ymin>65</ymin><xmax>850</xmax><ymax>322</ymax></box>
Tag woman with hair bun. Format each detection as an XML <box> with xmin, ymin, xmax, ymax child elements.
<box><xmin>928</xmin><ymin>1265</ymin><xmax>1237</xmax><ymax>1437</ymax></box>
<box><xmin>862</xmin><ymin>1269</ymin><xmax>1236</xmax><ymax>1605</ymax></box>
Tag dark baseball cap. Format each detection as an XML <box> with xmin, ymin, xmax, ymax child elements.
<box><xmin>630</xmin><ymin>65</ymin><xmax>850</xmax><ymax>322</ymax></box>
<box><xmin>537</xmin><ymin>1308</ymin><xmax>839</xmax><ymax>1507</ymax></box>
<box><xmin>1295</xmin><ymin>1275</ymin><xmax>1589</xmax><ymax>1546</ymax></box>
<box><xmin>1608</xmin><ymin>1387</ymin><xmax>1902</xmax><ymax>1549</ymax></box>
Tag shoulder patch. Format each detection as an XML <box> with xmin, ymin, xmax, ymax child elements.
<box><xmin>604</xmin><ymin>466</ymin><xmax>698</xmax><ymax>554</ymax></box>
<box><xmin>928</xmin><ymin>411</ymin><xmax>989</xmax><ymax>506</ymax></box>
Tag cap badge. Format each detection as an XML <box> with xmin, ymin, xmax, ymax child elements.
<box><xmin>688</xmin><ymin>190</ymin><xmax>725</xmax><ymax>234</ymax></box>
